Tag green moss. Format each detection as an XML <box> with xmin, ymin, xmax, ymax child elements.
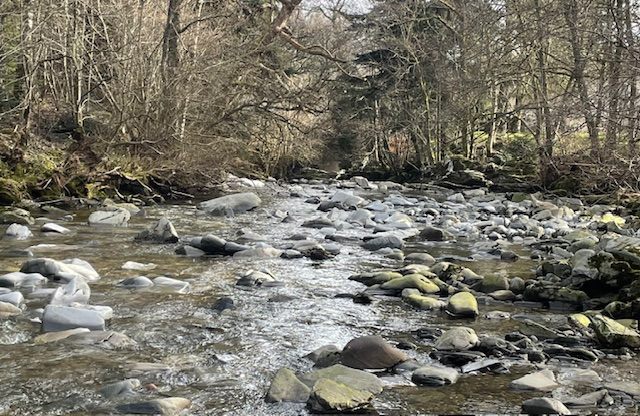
<box><xmin>0</xmin><ymin>177</ymin><xmax>26</xmax><ymax>205</ymax></box>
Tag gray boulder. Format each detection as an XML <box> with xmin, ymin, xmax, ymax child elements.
<box><xmin>41</xmin><ymin>223</ymin><xmax>70</xmax><ymax>234</ymax></box>
<box><xmin>5</xmin><ymin>223</ymin><xmax>32</xmax><ymax>239</ymax></box>
<box><xmin>510</xmin><ymin>370</ymin><xmax>558</xmax><ymax>392</ymax></box>
<box><xmin>115</xmin><ymin>397</ymin><xmax>191</xmax><ymax>415</ymax></box>
<box><xmin>135</xmin><ymin>217</ymin><xmax>179</xmax><ymax>243</ymax></box>
<box><xmin>20</xmin><ymin>258</ymin><xmax>100</xmax><ymax>282</ymax></box>
<box><xmin>198</xmin><ymin>192</ymin><xmax>261</xmax><ymax>215</ymax></box>
<box><xmin>266</xmin><ymin>368</ymin><xmax>311</xmax><ymax>403</ymax></box>
<box><xmin>0</xmin><ymin>272</ymin><xmax>46</xmax><ymax>288</ymax></box>
<box><xmin>41</xmin><ymin>305</ymin><xmax>105</xmax><ymax>332</ymax></box>
<box><xmin>118</xmin><ymin>276</ymin><xmax>154</xmax><ymax>288</ymax></box>
<box><xmin>307</xmin><ymin>378</ymin><xmax>373</xmax><ymax>413</ymax></box>
<box><xmin>412</xmin><ymin>365</ymin><xmax>459</xmax><ymax>386</ymax></box>
<box><xmin>592</xmin><ymin>314</ymin><xmax>640</xmax><ymax>348</ymax></box>
<box><xmin>420</xmin><ymin>226</ymin><xmax>453</xmax><ymax>241</ymax></box>
<box><xmin>434</xmin><ymin>327</ymin><xmax>479</xmax><ymax>351</ymax></box>
<box><xmin>50</xmin><ymin>278</ymin><xmax>91</xmax><ymax>305</ymax></box>
<box><xmin>522</xmin><ymin>398</ymin><xmax>571</xmax><ymax>415</ymax></box>
<box><xmin>88</xmin><ymin>207</ymin><xmax>130</xmax><ymax>226</ymax></box>
<box><xmin>362</xmin><ymin>236</ymin><xmax>404</xmax><ymax>251</ymax></box>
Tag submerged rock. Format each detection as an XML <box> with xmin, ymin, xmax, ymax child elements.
<box><xmin>115</xmin><ymin>397</ymin><xmax>191</xmax><ymax>415</ymax></box>
<box><xmin>20</xmin><ymin>258</ymin><xmax>100</xmax><ymax>283</ymax></box>
<box><xmin>198</xmin><ymin>192</ymin><xmax>261</xmax><ymax>215</ymax></box>
<box><xmin>99</xmin><ymin>379</ymin><xmax>141</xmax><ymax>398</ymax></box>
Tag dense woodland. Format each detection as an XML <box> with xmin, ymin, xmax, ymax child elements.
<box><xmin>1</xmin><ymin>0</ymin><xmax>640</xmax><ymax>202</ymax></box>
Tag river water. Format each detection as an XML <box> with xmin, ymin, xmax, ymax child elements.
<box><xmin>0</xmin><ymin>182</ymin><xmax>638</xmax><ymax>415</ymax></box>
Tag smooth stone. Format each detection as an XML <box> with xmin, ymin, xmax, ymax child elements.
<box><xmin>0</xmin><ymin>291</ymin><xmax>24</xmax><ymax>307</ymax></box>
<box><xmin>305</xmin><ymin>345</ymin><xmax>341</xmax><ymax>364</ymax></box>
<box><xmin>411</xmin><ymin>365</ymin><xmax>459</xmax><ymax>386</ymax></box>
<box><xmin>307</xmin><ymin>378</ymin><xmax>373</xmax><ymax>413</ymax></box>
<box><xmin>340</xmin><ymin>335</ymin><xmax>409</xmax><ymax>370</ymax></box>
<box><xmin>41</xmin><ymin>305</ymin><xmax>105</xmax><ymax>332</ymax></box>
<box><xmin>381</xmin><ymin>274</ymin><xmax>439</xmax><ymax>294</ymax></box>
<box><xmin>198</xmin><ymin>192</ymin><xmax>261</xmax><ymax>215</ymax></box>
<box><xmin>99</xmin><ymin>379</ymin><xmax>141</xmax><ymax>398</ymax></box>
<box><xmin>33</xmin><ymin>328</ymin><xmax>91</xmax><ymax>344</ymax></box>
<box><xmin>522</xmin><ymin>397</ymin><xmax>571</xmax><ymax>415</ymax></box>
<box><xmin>88</xmin><ymin>208</ymin><xmax>130</xmax><ymax>226</ymax></box>
<box><xmin>404</xmin><ymin>252</ymin><xmax>436</xmax><ymax>265</ymax></box>
<box><xmin>434</xmin><ymin>327</ymin><xmax>479</xmax><ymax>351</ymax></box>
<box><xmin>557</xmin><ymin>368</ymin><xmax>601</xmax><ymax>384</ymax></box>
<box><xmin>50</xmin><ymin>277</ymin><xmax>90</xmax><ymax>305</ymax></box>
<box><xmin>0</xmin><ymin>301</ymin><xmax>22</xmax><ymax>317</ymax></box>
<box><xmin>115</xmin><ymin>397</ymin><xmax>191</xmax><ymax>415</ymax></box>
<box><xmin>362</xmin><ymin>236</ymin><xmax>404</xmax><ymax>251</ymax></box>
<box><xmin>489</xmin><ymin>290</ymin><xmax>516</xmax><ymax>301</ymax></box>
<box><xmin>41</xmin><ymin>223</ymin><xmax>70</xmax><ymax>234</ymax></box>
<box><xmin>266</xmin><ymin>368</ymin><xmax>311</xmax><ymax>403</ymax></box>
<box><xmin>403</xmin><ymin>292</ymin><xmax>445</xmax><ymax>310</ymax></box>
<box><xmin>134</xmin><ymin>217</ymin><xmax>179</xmax><ymax>243</ymax></box>
<box><xmin>153</xmin><ymin>276</ymin><xmax>190</xmax><ymax>293</ymax></box>
<box><xmin>20</xmin><ymin>258</ymin><xmax>100</xmax><ymax>282</ymax></box>
<box><xmin>118</xmin><ymin>276</ymin><xmax>154</xmax><ymax>288</ymax></box>
<box><xmin>232</xmin><ymin>246</ymin><xmax>282</xmax><ymax>258</ymax></box>
<box><xmin>69</xmin><ymin>303</ymin><xmax>113</xmax><ymax>320</ymax></box>
<box><xmin>518</xmin><ymin>319</ymin><xmax>559</xmax><ymax>340</ymax></box>
<box><xmin>175</xmin><ymin>245</ymin><xmax>205</xmax><ymax>257</ymax></box>
<box><xmin>481</xmin><ymin>275</ymin><xmax>510</xmax><ymax>293</ymax></box>
<box><xmin>446</xmin><ymin>292</ymin><xmax>479</xmax><ymax>317</ymax></box>
<box><xmin>5</xmin><ymin>223</ymin><xmax>32</xmax><ymax>239</ymax></box>
<box><xmin>510</xmin><ymin>370</ymin><xmax>558</xmax><ymax>392</ymax></box>
<box><xmin>121</xmin><ymin>261</ymin><xmax>156</xmax><ymax>271</ymax></box>
<box><xmin>0</xmin><ymin>208</ymin><xmax>34</xmax><ymax>225</ymax></box>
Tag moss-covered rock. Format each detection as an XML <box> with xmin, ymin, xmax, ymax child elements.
<box><xmin>0</xmin><ymin>178</ymin><xmax>25</xmax><ymax>205</ymax></box>
<box><xmin>592</xmin><ymin>315</ymin><xmax>640</xmax><ymax>348</ymax></box>
<box><xmin>266</xmin><ymin>368</ymin><xmax>310</xmax><ymax>403</ymax></box>
<box><xmin>446</xmin><ymin>291</ymin><xmax>478</xmax><ymax>317</ymax></box>
<box><xmin>381</xmin><ymin>274</ymin><xmax>440</xmax><ymax>294</ymax></box>
<box><xmin>307</xmin><ymin>378</ymin><xmax>373</xmax><ymax>413</ymax></box>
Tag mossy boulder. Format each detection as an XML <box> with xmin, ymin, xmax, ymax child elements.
<box><xmin>0</xmin><ymin>178</ymin><xmax>25</xmax><ymax>205</ymax></box>
<box><xmin>380</xmin><ymin>274</ymin><xmax>440</xmax><ymax>294</ymax></box>
<box><xmin>446</xmin><ymin>292</ymin><xmax>479</xmax><ymax>317</ymax></box>
<box><xmin>402</xmin><ymin>290</ymin><xmax>445</xmax><ymax>310</ymax></box>
<box><xmin>307</xmin><ymin>378</ymin><xmax>373</xmax><ymax>413</ymax></box>
<box><xmin>481</xmin><ymin>275</ymin><xmax>509</xmax><ymax>293</ymax></box>
<box><xmin>592</xmin><ymin>315</ymin><xmax>640</xmax><ymax>348</ymax></box>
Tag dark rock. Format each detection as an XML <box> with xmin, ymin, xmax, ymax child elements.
<box><xmin>340</xmin><ymin>335</ymin><xmax>408</xmax><ymax>370</ymax></box>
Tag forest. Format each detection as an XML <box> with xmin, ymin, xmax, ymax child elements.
<box><xmin>0</xmin><ymin>0</ymin><xmax>639</xmax><ymax>201</ymax></box>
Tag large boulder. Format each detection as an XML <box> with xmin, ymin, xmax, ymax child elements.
<box><xmin>20</xmin><ymin>258</ymin><xmax>100</xmax><ymax>283</ymax></box>
<box><xmin>41</xmin><ymin>305</ymin><xmax>105</xmax><ymax>332</ymax></box>
<box><xmin>592</xmin><ymin>315</ymin><xmax>640</xmax><ymax>348</ymax></box>
<box><xmin>50</xmin><ymin>278</ymin><xmax>91</xmax><ymax>305</ymax></box>
<box><xmin>522</xmin><ymin>398</ymin><xmax>571</xmax><ymax>415</ymax></box>
<box><xmin>88</xmin><ymin>207</ymin><xmax>130</xmax><ymax>226</ymax></box>
<box><xmin>340</xmin><ymin>335</ymin><xmax>408</xmax><ymax>370</ymax></box>
<box><xmin>0</xmin><ymin>272</ymin><xmax>47</xmax><ymax>288</ymax></box>
<box><xmin>266</xmin><ymin>368</ymin><xmax>311</xmax><ymax>403</ymax></box>
<box><xmin>198</xmin><ymin>192</ymin><xmax>261</xmax><ymax>215</ymax></box>
<box><xmin>362</xmin><ymin>236</ymin><xmax>404</xmax><ymax>251</ymax></box>
<box><xmin>298</xmin><ymin>364</ymin><xmax>383</xmax><ymax>396</ymax></box>
<box><xmin>5</xmin><ymin>223</ymin><xmax>32</xmax><ymax>239</ymax></box>
<box><xmin>446</xmin><ymin>292</ymin><xmax>479</xmax><ymax>317</ymax></box>
<box><xmin>0</xmin><ymin>207</ymin><xmax>34</xmax><ymax>225</ymax></box>
<box><xmin>135</xmin><ymin>217</ymin><xmax>179</xmax><ymax>243</ymax></box>
<box><xmin>481</xmin><ymin>275</ymin><xmax>509</xmax><ymax>293</ymax></box>
<box><xmin>420</xmin><ymin>226</ymin><xmax>453</xmax><ymax>241</ymax></box>
<box><xmin>307</xmin><ymin>378</ymin><xmax>373</xmax><ymax>413</ymax></box>
<box><xmin>434</xmin><ymin>327</ymin><xmax>479</xmax><ymax>351</ymax></box>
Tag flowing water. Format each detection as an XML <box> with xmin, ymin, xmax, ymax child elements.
<box><xmin>0</xmin><ymin>183</ymin><xmax>638</xmax><ymax>415</ymax></box>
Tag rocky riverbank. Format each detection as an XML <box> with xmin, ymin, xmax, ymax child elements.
<box><xmin>1</xmin><ymin>175</ymin><xmax>640</xmax><ymax>414</ymax></box>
